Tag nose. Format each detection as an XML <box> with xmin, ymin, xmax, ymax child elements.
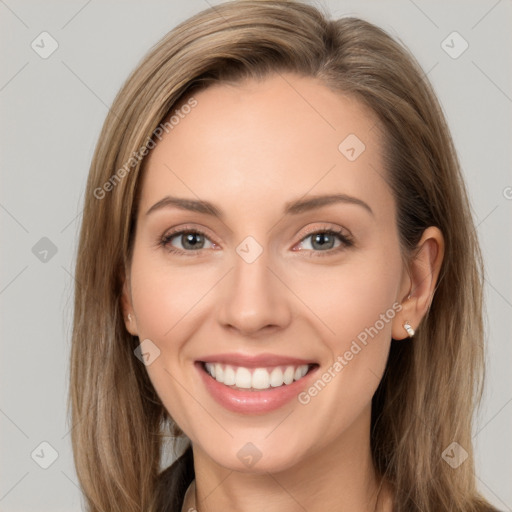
<box><xmin>216</xmin><ymin>243</ymin><xmax>293</xmax><ymax>337</ymax></box>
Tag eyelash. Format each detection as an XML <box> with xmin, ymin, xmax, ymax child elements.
<box><xmin>158</xmin><ymin>224</ymin><xmax>354</xmax><ymax>258</ymax></box>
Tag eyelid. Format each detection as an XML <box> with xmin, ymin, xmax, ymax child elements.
<box><xmin>159</xmin><ymin>224</ymin><xmax>219</xmax><ymax>253</ymax></box>
<box><xmin>296</xmin><ymin>223</ymin><xmax>353</xmax><ymax>244</ymax></box>
<box><xmin>159</xmin><ymin>222</ymin><xmax>353</xmax><ymax>256</ymax></box>
<box><xmin>161</xmin><ymin>223</ymin><xmax>219</xmax><ymax>243</ymax></box>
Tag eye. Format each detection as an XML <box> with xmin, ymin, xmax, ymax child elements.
<box><xmin>159</xmin><ymin>227</ymin><xmax>217</xmax><ymax>255</ymax></box>
<box><xmin>294</xmin><ymin>227</ymin><xmax>353</xmax><ymax>256</ymax></box>
<box><xmin>158</xmin><ymin>225</ymin><xmax>353</xmax><ymax>257</ymax></box>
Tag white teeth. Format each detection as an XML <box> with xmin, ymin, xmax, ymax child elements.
<box><xmin>235</xmin><ymin>367</ymin><xmax>252</xmax><ymax>389</ymax></box>
<box><xmin>283</xmin><ymin>366</ymin><xmax>295</xmax><ymax>385</ymax></box>
<box><xmin>223</xmin><ymin>365</ymin><xmax>236</xmax><ymax>385</ymax></box>
<box><xmin>215</xmin><ymin>363</ymin><xmax>224</xmax><ymax>382</ymax></box>
<box><xmin>205</xmin><ymin>362</ymin><xmax>215</xmax><ymax>378</ymax></box>
<box><xmin>294</xmin><ymin>365</ymin><xmax>308</xmax><ymax>380</ymax></box>
<box><xmin>204</xmin><ymin>362</ymin><xmax>311</xmax><ymax>390</ymax></box>
<box><xmin>270</xmin><ymin>367</ymin><xmax>284</xmax><ymax>387</ymax></box>
<box><xmin>252</xmin><ymin>368</ymin><xmax>270</xmax><ymax>389</ymax></box>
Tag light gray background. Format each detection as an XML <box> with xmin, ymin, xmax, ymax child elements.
<box><xmin>1</xmin><ymin>0</ymin><xmax>511</xmax><ymax>510</ymax></box>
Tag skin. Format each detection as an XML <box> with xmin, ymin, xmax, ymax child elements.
<box><xmin>122</xmin><ymin>72</ymin><xmax>444</xmax><ymax>512</ymax></box>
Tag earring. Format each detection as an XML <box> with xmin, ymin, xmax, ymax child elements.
<box><xmin>128</xmin><ymin>313</ymin><xmax>132</xmax><ymax>322</ymax></box>
<box><xmin>403</xmin><ymin>321</ymin><xmax>415</xmax><ymax>337</ymax></box>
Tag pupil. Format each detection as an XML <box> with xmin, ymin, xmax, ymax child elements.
<box><xmin>313</xmin><ymin>233</ymin><xmax>333</xmax><ymax>250</ymax></box>
<box><xmin>184</xmin><ymin>233</ymin><xmax>203</xmax><ymax>249</ymax></box>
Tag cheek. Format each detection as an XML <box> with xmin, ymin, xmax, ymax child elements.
<box><xmin>128</xmin><ymin>247</ymin><xmax>221</xmax><ymax>424</ymax></box>
<box><xmin>292</xmin><ymin>244</ymin><xmax>402</xmax><ymax>410</ymax></box>
<box><xmin>129</xmin><ymin>250</ymin><xmax>214</xmax><ymax>342</ymax></box>
<box><xmin>128</xmin><ymin>250</ymin><xmax>205</xmax><ymax>431</ymax></box>
<box><xmin>292</xmin><ymin>245</ymin><xmax>401</xmax><ymax>348</ymax></box>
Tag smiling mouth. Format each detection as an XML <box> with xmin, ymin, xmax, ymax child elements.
<box><xmin>199</xmin><ymin>361</ymin><xmax>319</xmax><ymax>391</ymax></box>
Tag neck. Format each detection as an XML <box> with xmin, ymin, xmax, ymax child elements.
<box><xmin>183</xmin><ymin>405</ymin><xmax>393</xmax><ymax>512</ymax></box>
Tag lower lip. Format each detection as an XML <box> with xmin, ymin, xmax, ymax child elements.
<box><xmin>195</xmin><ymin>362</ymin><xmax>319</xmax><ymax>414</ymax></box>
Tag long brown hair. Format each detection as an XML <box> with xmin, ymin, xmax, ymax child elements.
<box><xmin>68</xmin><ymin>1</ymin><xmax>496</xmax><ymax>510</ymax></box>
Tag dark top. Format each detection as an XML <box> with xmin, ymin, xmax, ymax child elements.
<box><xmin>153</xmin><ymin>444</ymin><xmax>195</xmax><ymax>512</ymax></box>
<box><xmin>153</xmin><ymin>445</ymin><xmax>504</xmax><ymax>512</ymax></box>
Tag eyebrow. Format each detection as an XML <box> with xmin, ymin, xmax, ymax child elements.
<box><xmin>145</xmin><ymin>193</ymin><xmax>374</xmax><ymax>218</ymax></box>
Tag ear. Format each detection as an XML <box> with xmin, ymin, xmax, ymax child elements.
<box><xmin>121</xmin><ymin>270</ymin><xmax>139</xmax><ymax>336</ymax></box>
<box><xmin>392</xmin><ymin>226</ymin><xmax>445</xmax><ymax>340</ymax></box>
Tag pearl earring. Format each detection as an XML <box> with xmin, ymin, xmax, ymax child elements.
<box><xmin>128</xmin><ymin>313</ymin><xmax>132</xmax><ymax>322</ymax></box>
<box><xmin>403</xmin><ymin>321</ymin><xmax>415</xmax><ymax>337</ymax></box>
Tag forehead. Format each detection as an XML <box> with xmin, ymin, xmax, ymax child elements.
<box><xmin>138</xmin><ymin>73</ymin><xmax>390</xmax><ymax>219</ymax></box>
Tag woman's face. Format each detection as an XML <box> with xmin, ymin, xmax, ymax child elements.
<box><xmin>124</xmin><ymin>73</ymin><xmax>412</xmax><ymax>472</ymax></box>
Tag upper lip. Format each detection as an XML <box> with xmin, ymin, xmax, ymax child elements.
<box><xmin>198</xmin><ymin>352</ymin><xmax>318</xmax><ymax>368</ymax></box>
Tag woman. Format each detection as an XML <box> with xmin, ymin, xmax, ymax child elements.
<box><xmin>69</xmin><ymin>1</ymin><xmax>499</xmax><ymax>511</ymax></box>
